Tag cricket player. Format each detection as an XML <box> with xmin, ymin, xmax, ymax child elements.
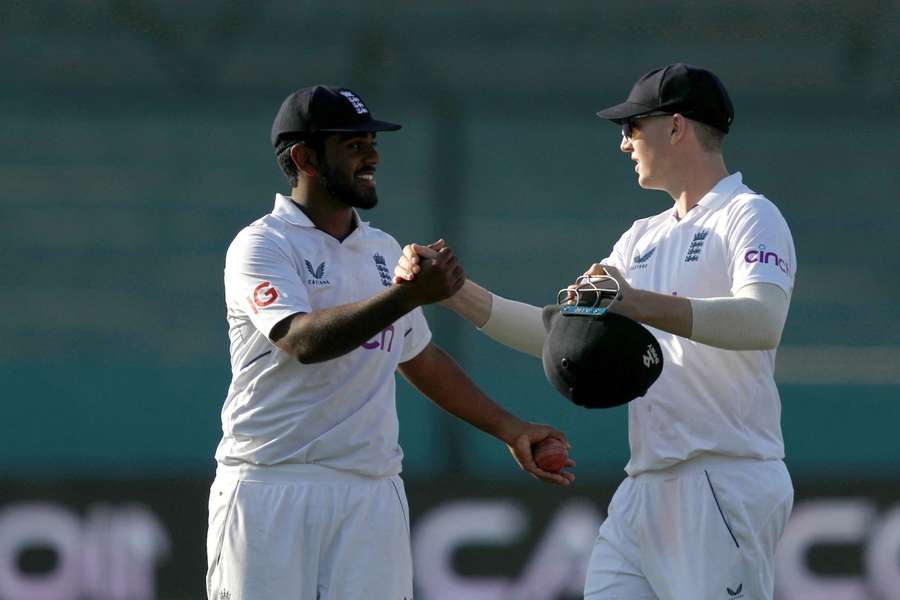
<box><xmin>395</xmin><ymin>64</ymin><xmax>797</xmax><ymax>599</ymax></box>
<box><xmin>206</xmin><ymin>85</ymin><xmax>574</xmax><ymax>600</ymax></box>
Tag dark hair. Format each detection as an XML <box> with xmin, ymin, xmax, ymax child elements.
<box><xmin>275</xmin><ymin>133</ymin><xmax>327</xmax><ymax>188</ymax></box>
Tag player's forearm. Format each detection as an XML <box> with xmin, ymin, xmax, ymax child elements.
<box><xmin>399</xmin><ymin>344</ymin><xmax>523</xmax><ymax>445</ymax></box>
<box><xmin>443</xmin><ymin>281</ymin><xmax>546</xmax><ymax>358</ymax></box>
<box><xmin>441</xmin><ymin>279</ymin><xmax>493</xmax><ymax>326</ymax></box>
<box><xmin>621</xmin><ymin>283</ymin><xmax>788</xmax><ymax>350</ymax></box>
<box><xmin>617</xmin><ymin>288</ymin><xmax>693</xmax><ymax>338</ymax></box>
<box><xmin>478</xmin><ymin>295</ymin><xmax>545</xmax><ymax>358</ymax></box>
<box><xmin>274</xmin><ymin>285</ymin><xmax>419</xmax><ymax>363</ymax></box>
<box><xmin>688</xmin><ymin>283</ymin><xmax>788</xmax><ymax>350</ymax></box>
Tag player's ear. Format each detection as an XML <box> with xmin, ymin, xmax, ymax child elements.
<box><xmin>290</xmin><ymin>143</ymin><xmax>319</xmax><ymax>177</ymax></box>
<box><xmin>670</xmin><ymin>113</ymin><xmax>687</xmax><ymax>145</ymax></box>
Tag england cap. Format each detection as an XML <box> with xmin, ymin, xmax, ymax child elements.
<box><xmin>596</xmin><ymin>63</ymin><xmax>734</xmax><ymax>133</ymax></box>
<box><xmin>271</xmin><ymin>86</ymin><xmax>401</xmax><ymax>149</ymax></box>
<box><xmin>541</xmin><ymin>305</ymin><xmax>664</xmax><ymax>409</ymax></box>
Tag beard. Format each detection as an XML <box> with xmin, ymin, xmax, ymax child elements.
<box><xmin>319</xmin><ymin>160</ymin><xmax>378</xmax><ymax>210</ymax></box>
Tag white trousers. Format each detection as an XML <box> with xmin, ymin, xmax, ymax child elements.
<box><xmin>206</xmin><ymin>464</ymin><xmax>413</xmax><ymax>600</ymax></box>
<box><xmin>584</xmin><ymin>454</ymin><xmax>793</xmax><ymax>600</ymax></box>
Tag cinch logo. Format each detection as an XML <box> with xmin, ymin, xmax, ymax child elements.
<box><xmin>642</xmin><ymin>345</ymin><xmax>660</xmax><ymax>367</ymax></box>
<box><xmin>305</xmin><ymin>259</ymin><xmax>331</xmax><ymax>285</ymax></box>
<box><xmin>340</xmin><ymin>90</ymin><xmax>369</xmax><ymax>115</ymax></box>
<box><xmin>247</xmin><ymin>281</ymin><xmax>278</xmax><ymax>313</ymax></box>
<box><xmin>363</xmin><ymin>324</ymin><xmax>394</xmax><ymax>352</ymax></box>
<box><xmin>373</xmin><ymin>253</ymin><xmax>392</xmax><ymax>287</ymax></box>
<box><xmin>684</xmin><ymin>229</ymin><xmax>710</xmax><ymax>262</ymax></box>
<box><xmin>630</xmin><ymin>247</ymin><xmax>655</xmax><ymax>270</ymax></box>
<box><xmin>744</xmin><ymin>244</ymin><xmax>790</xmax><ymax>274</ymax></box>
<box><xmin>726</xmin><ymin>583</ymin><xmax>743</xmax><ymax>599</ymax></box>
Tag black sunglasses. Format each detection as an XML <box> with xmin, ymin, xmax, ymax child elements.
<box><xmin>621</xmin><ymin>112</ymin><xmax>675</xmax><ymax>140</ymax></box>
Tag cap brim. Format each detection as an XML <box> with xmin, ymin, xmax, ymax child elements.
<box><xmin>319</xmin><ymin>119</ymin><xmax>402</xmax><ymax>133</ymax></box>
<box><xmin>595</xmin><ymin>101</ymin><xmax>656</xmax><ymax>123</ymax></box>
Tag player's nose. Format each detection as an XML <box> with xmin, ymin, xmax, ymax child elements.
<box><xmin>363</xmin><ymin>140</ymin><xmax>379</xmax><ymax>165</ymax></box>
<box><xmin>620</xmin><ymin>134</ymin><xmax>632</xmax><ymax>153</ymax></box>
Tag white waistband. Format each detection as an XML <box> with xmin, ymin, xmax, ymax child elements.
<box><xmin>631</xmin><ymin>453</ymin><xmax>782</xmax><ymax>482</ymax></box>
<box><xmin>215</xmin><ymin>462</ymin><xmax>396</xmax><ymax>484</ymax></box>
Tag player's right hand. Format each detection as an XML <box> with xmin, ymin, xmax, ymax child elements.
<box><xmin>393</xmin><ymin>239</ymin><xmax>444</xmax><ymax>283</ymax></box>
<box><xmin>401</xmin><ymin>241</ymin><xmax>464</xmax><ymax>305</ymax></box>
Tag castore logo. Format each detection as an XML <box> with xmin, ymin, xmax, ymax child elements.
<box><xmin>305</xmin><ymin>260</ymin><xmax>331</xmax><ymax>285</ymax></box>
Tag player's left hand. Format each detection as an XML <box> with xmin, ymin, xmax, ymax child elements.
<box><xmin>503</xmin><ymin>422</ymin><xmax>576</xmax><ymax>486</ymax></box>
<box><xmin>575</xmin><ymin>263</ymin><xmax>638</xmax><ymax>318</ymax></box>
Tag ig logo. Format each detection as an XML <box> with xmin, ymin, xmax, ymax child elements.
<box><xmin>247</xmin><ymin>281</ymin><xmax>278</xmax><ymax>313</ymax></box>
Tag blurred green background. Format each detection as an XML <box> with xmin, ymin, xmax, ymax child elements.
<box><xmin>3</xmin><ymin>0</ymin><xmax>898</xmax><ymax>481</ymax></box>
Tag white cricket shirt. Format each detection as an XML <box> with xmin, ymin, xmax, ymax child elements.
<box><xmin>216</xmin><ymin>194</ymin><xmax>431</xmax><ymax>477</ymax></box>
<box><xmin>602</xmin><ymin>173</ymin><xmax>796</xmax><ymax>476</ymax></box>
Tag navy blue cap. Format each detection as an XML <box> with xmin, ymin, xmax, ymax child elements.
<box><xmin>271</xmin><ymin>86</ymin><xmax>401</xmax><ymax>149</ymax></box>
<box><xmin>542</xmin><ymin>306</ymin><xmax>663</xmax><ymax>409</ymax></box>
<box><xmin>597</xmin><ymin>63</ymin><xmax>734</xmax><ymax>133</ymax></box>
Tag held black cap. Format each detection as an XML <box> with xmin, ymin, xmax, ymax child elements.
<box><xmin>541</xmin><ymin>306</ymin><xmax>664</xmax><ymax>409</ymax></box>
<box><xmin>596</xmin><ymin>63</ymin><xmax>734</xmax><ymax>133</ymax></box>
<box><xmin>271</xmin><ymin>86</ymin><xmax>401</xmax><ymax>149</ymax></box>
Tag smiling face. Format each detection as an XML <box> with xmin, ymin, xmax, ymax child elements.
<box><xmin>619</xmin><ymin>114</ymin><xmax>677</xmax><ymax>190</ymax></box>
<box><xmin>317</xmin><ymin>132</ymin><xmax>380</xmax><ymax>209</ymax></box>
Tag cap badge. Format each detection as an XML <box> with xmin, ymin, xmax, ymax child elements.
<box><xmin>340</xmin><ymin>90</ymin><xmax>369</xmax><ymax>115</ymax></box>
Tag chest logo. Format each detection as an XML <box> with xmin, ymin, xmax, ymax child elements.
<box><xmin>684</xmin><ymin>229</ymin><xmax>710</xmax><ymax>262</ymax></box>
<box><xmin>630</xmin><ymin>247</ymin><xmax>656</xmax><ymax>270</ymax></box>
<box><xmin>304</xmin><ymin>260</ymin><xmax>331</xmax><ymax>285</ymax></box>
<box><xmin>373</xmin><ymin>253</ymin><xmax>392</xmax><ymax>287</ymax></box>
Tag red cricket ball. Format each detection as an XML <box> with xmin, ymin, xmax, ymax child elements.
<box><xmin>533</xmin><ymin>437</ymin><xmax>568</xmax><ymax>473</ymax></box>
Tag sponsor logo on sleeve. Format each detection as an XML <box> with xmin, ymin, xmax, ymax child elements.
<box><xmin>744</xmin><ymin>244</ymin><xmax>790</xmax><ymax>274</ymax></box>
<box><xmin>247</xmin><ymin>281</ymin><xmax>278</xmax><ymax>314</ymax></box>
<box><xmin>362</xmin><ymin>324</ymin><xmax>395</xmax><ymax>352</ymax></box>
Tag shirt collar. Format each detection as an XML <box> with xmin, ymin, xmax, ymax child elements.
<box><xmin>272</xmin><ymin>193</ymin><xmax>314</xmax><ymax>226</ymax></box>
<box><xmin>271</xmin><ymin>193</ymin><xmax>368</xmax><ymax>235</ymax></box>
<box><xmin>696</xmin><ymin>171</ymin><xmax>743</xmax><ymax>210</ymax></box>
<box><xmin>669</xmin><ymin>171</ymin><xmax>743</xmax><ymax>220</ymax></box>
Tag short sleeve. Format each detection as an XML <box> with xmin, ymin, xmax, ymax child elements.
<box><xmin>725</xmin><ymin>196</ymin><xmax>796</xmax><ymax>296</ymax></box>
<box><xmin>224</xmin><ymin>228</ymin><xmax>311</xmax><ymax>338</ymax></box>
<box><xmin>399</xmin><ymin>306</ymin><xmax>432</xmax><ymax>362</ymax></box>
<box><xmin>600</xmin><ymin>227</ymin><xmax>633</xmax><ymax>273</ymax></box>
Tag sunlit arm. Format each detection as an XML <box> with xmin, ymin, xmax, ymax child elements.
<box><xmin>271</xmin><ymin>285</ymin><xmax>418</xmax><ymax>364</ymax></box>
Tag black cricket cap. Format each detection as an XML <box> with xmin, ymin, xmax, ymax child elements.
<box><xmin>541</xmin><ymin>306</ymin><xmax>663</xmax><ymax>409</ymax></box>
<box><xmin>596</xmin><ymin>63</ymin><xmax>734</xmax><ymax>133</ymax></box>
<box><xmin>271</xmin><ymin>86</ymin><xmax>401</xmax><ymax>150</ymax></box>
